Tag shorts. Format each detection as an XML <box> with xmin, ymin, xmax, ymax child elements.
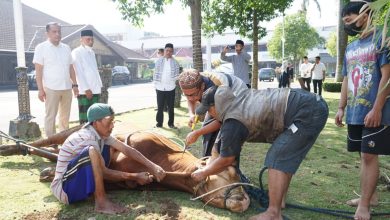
<box><xmin>264</xmin><ymin>92</ymin><xmax>329</xmax><ymax>174</ymax></box>
<box><xmin>62</xmin><ymin>145</ymin><xmax>110</xmax><ymax>203</ymax></box>
<box><xmin>347</xmin><ymin>124</ymin><xmax>390</xmax><ymax>155</ymax></box>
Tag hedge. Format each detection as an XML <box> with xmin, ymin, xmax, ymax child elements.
<box><xmin>323</xmin><ymin>82</ymin><xmax>342</xmax><ymax>92</ymax></box>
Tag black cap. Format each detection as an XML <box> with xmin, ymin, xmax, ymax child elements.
<box><xmin>165</xmin><ymin>43</ymin><xmax>174</xmax><ymax>49</ymax></box>
<box><xmin>195</xmin><ymin>86</ymin><xmax>218</xmax><ymax>115</ymax></box>
<box><xmin>236</xmin><ymin>40</ymin><xmax>244</xmax><ymax>46</ymax></box>
<box><xmin>81</xmin><ymin>30</ymin><xmax>93</xmax><ymax>37</ymax></box>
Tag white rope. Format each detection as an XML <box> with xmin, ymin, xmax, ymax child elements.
<box><xmin>190</xmin><ymin>182</ymin><xmax>257</xmax><ymax>201</ymax></box>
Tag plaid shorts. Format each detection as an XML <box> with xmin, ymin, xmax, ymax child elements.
<box><xmin>77</xmin><ymin>94</ymin><xmax>100</xmax><ymax>124</ymax></box>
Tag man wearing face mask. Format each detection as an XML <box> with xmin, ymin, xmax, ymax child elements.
<box><xmin>221</xmin><ymin>40</ymin><xmax>251</xmax><ymax>88</ymax></box>
<box><xmin>72</xmin><ymin>30</ymin><xmax>103</xmax><ymax>124</ymax></box>
<box><xmin>335</xmin><ymin>2</ymin><xmax>390</xmax><ymax>220</ymax></box>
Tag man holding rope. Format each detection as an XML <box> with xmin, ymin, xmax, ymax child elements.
<box><xmin>51</xmin><ymin>103</ymin><xmax>166</xmax><ymax>214</ymax></box>
<box><xmin>191</xmin><ymin>86</ymin><xmax>328</xmax><ymax>220</ymax></box>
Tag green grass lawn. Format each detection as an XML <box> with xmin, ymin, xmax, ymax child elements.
<box><xmin>0</xmin><ymin>91</ymin><xmax>389</xmax><ymax>220</ymax></box>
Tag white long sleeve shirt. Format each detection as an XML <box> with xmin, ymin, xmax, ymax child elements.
<box><xmin>71</xmin><ymin>45</ymin><xmax>102</xmax><ymax>94</ymax></box>
<box><xmin>154</xmin><ymin>58</ymin><xmax>176</xmax><ymax>91</ymax></box>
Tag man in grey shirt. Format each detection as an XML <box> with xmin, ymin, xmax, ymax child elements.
<box><xmin>220</xmin><ymin>40</ymin><xmax>251</xmax><ymax>88</ymax></box>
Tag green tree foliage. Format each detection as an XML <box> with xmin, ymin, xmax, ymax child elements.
<box><xmin>300</xmin><ymin>0</ymin><xmax>321</xmax><ymax>17</ymax></box>
<box><xmin>114</xmin><ymin>0</ymin><xmax>205</xmax><ymax>71</ymax></box>
<box><xmin>268</xmin><ymin>13</ymin><xmax>324</xmax><ymax>63</ymax></box>
<box><xmin>202</xmin><ymin>0</ymin><xmax>291</xmax><ymax>39</ymax></box>
<box><xmin>202</xmin><ymin>0</ymin><xmax>293</xmax><ymax>88</ymax></box>
<box><xmin>115</xmin><ymin>0</ymin><xmax>173</xmax><ymax>27</ymax></box>
<box><xmin>326</xmin><ymin>31</ymin><xmax>337</xmax><ymax>57</ymax></box>
<box><xmin>327</xmin><ymin>29</ymin><xmax>357</xmax><ymax>59</ymax></box>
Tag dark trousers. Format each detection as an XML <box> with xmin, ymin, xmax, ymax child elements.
<box><xmin>313</xmin><ymin>79</ymin><xmax>323</xmax><ymax>96</ymax></box>
<box><xmin>202</xmin><ymin>113</ymin><xmax>219</xmax><ymax>157</ymax></box>
<box><xmin>302</xmin><ymin>77</ymin><xmax>311</xmax><ymax>92</ymax></box>
<box><xmin>156</xmin><ymin>89</ymin><xmax>175</xmax><ymax>126</ymax></box>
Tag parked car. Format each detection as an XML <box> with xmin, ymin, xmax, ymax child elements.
<box><xmin>258</xmin><ymin>68</ymin><xmax>275</xmax><ymax>82</ymax></box>
<box><xmin>112</xmin><ymin>66</ymin><xmax>131</xmax><ymax>85</ymax></box>
<box><xmin>27</xmin><ymin>70</ymin><xmax>38</xmax><ymax>90</ymax></box>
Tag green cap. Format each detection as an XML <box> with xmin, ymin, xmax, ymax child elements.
<box><xmin>87</xmin><ymin>103</ymin><xmax>115</xmax><ymax>123</ymax></box>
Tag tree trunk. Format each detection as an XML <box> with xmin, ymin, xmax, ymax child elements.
<box><xmin>336</xmin><ymin>0</ymin><xmax>348</xmax><ymax>82</ymax></box>
<box><xmin>190</xmin><ymin>0</ymin><xmax>203</xmax><ymax>72</ymax></box>
<box><xmin>251</xmin><ymin>13</ymin><xmax>259</xmax><ymax>89</ymax></box>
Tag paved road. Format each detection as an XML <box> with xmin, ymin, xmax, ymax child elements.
<box><xmin>0</xmin><ymin>83</ymin><xmax>157</xmax><ymax>133</ymax></box>
<box><xmin>0</xmin><ymin>80</ymin><xmax>300</xmax><ymax>134</ymax></box>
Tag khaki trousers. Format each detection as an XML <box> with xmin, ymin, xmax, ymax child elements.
<box><xmin>44</xmin><ymin>87</ymin><xmax>72</xmax><ymax>137</ymax></box>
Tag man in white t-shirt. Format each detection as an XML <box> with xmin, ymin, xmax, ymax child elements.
<box><xmin>33</xmin><ymin>22</ymin><xmax>79</xmax><ymax>137</ymax></box>
<box><xmin>299</xmin><ymin>56</ymin><xmax>312</xmax><ymax>91</ymax></box>
<box><xmin>311</xmin><ymin>56</ymin><xmax>326</xmax><ymax>96</ymax></box>
<box><xmin>72</xmin><ymin>30</ymin><xmax>103</xmax><ymax>124</ymax></box>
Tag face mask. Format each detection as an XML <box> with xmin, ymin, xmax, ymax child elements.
<box><xmin>344</xmin><ymin>21</ymin><xmax>362</xmax><ymax>36</ymax></box>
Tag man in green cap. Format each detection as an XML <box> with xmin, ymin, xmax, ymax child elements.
<box><xmin>51</xmin><ymin>103</ymin><xmax>166</xmax><ymax>214</ymax></box>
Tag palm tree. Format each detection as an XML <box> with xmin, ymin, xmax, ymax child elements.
<box><xmin>189</xmin><ymin>0</ymin><xmax>203</xmax><ymax>72</ymax></box>
<box><xmin>335</xmin><ymin>0</ymin><xmax>348</xmax><ymax>82</ymax></box>
<box><xmin>301</xmin><ymin>0</ymin><xmax>321</xmax><ymax>16</ymax></box>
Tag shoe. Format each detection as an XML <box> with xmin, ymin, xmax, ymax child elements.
<box><xmin>168</xmin><ymin>124</ymin><xmax>177</xmax><ymax>129</ymax></box>
<box><xmin>155</xmin><ymin>123</ymin><xmax>162</xmax><ymax>128</ymax></box>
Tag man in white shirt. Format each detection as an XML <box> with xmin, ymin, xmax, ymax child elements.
<box><xmin>299</xmin><ymin>56</ymin><xmax>312</xmax><ymax>91</ymax></box>
<box><xmin>153</xmin><ymin>43</ymin><xmax>180</xmax><ymax>128</ymax></box>
<box><xmin>33</xmin><ymin>22</ymin><xmax>79</xmax><ymax>137</ymax></box>
<box><xmin>72</xmin><ymin>30</ymin><xmax>103</xmax><ymax>124</ymax></box>
<box><xmin>311</xmin><ymin>56</ymin><xmax>326</xmax><ymax>96</ymax></box>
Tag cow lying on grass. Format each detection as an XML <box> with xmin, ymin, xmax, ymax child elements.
<box><xmin>1</xmin><ymin>127</ymin><xmax>250</xmax><ymax>213</ymax></box>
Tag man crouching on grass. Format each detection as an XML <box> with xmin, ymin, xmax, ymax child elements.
<box><xmin>50</xmin><ymin>103</ymin><xmax>166</xmax><ymax>214</ymax></box>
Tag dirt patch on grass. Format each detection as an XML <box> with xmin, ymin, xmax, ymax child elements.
<box><xmin>159</xmin><ymin>198</ymin><xmax>181</xmax><ymax>219</ymax></box>
<box><xmin>22</xmin><ymin>209</ymin><xmax>60</xmax><ymax>220</ymax></box>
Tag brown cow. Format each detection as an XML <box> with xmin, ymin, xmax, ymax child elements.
<box><xmin>111</xmin><ymin>131</ymin><xmax>250</xmax><ymax>213</ymax></box>
<box><xmin>1</xmin><ymin>129</ymin><xmax>250</xmax><ymax>213</ymax></box>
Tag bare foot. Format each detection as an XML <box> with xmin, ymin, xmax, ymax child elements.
<box><xmin>95</xmin><ymin>199</ymin><xmax>127</xmax><ymax>214</ymax></box>
<box><xmin>346</xmin><ymin>198</ymin><xmax>378</xmax><ymax>207</ymax></box>
<box><xmin>354</xmin><ymin>205</ymin><xmax>370</xmax><ymax>220</ymax></box>
<box><xmin>249</xmin><ymin>211</ymin><xmax>282</xmax><ymax>220</ymax></box>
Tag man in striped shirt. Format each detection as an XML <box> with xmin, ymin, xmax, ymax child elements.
<box><xmin>51</xmin><ymin>103</ymin><xmax>166</xmax><ymax>214</ymax></box>
<box><xmin>221</xmin><ymin>40</ymin><xmax>252</xmax><ymax>88</ymax></box>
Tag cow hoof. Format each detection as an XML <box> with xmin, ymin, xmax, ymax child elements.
<box><xmin>40</xmin><ymin>166</ymin><xmax>55</xmax><ymax>182</ymax></box>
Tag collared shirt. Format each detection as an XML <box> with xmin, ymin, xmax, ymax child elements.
<box><xmin>72</xmin><ymin>45</ymin><xmax>103</xmax><ymax>94</ymax></box>
<box><xmin>299</xmin><ymin>62</ymin><xmax>312</xmax><ymax>78</ymax></box>
<box><xmin>220</xmin><ymin>51</ymin><xmax>251</xmax><ymax>84</ymax></box>
<box><xmin>154</xmin><ymin>58</ymin><xmax>177</xmax><ymax>91</ymax></box>
<box><xmin>311</xmin><ymin>62</ymin><xmax>326</xmax><ymax>80</ymax></box>
<box><xmin>33</xmin><ymin>40</ymin><xmax>73</xmax><ymax>90</ymax></box>
<box><xmin>50</xmin><ymin>125</ymin><xmax>117</xmax><ymax>204</ymax></box>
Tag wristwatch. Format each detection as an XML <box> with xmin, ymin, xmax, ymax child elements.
<box><xmin>72</xmin><ymin>84</ymin><xmax>78</xmax><ymax>88</ymax></box>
